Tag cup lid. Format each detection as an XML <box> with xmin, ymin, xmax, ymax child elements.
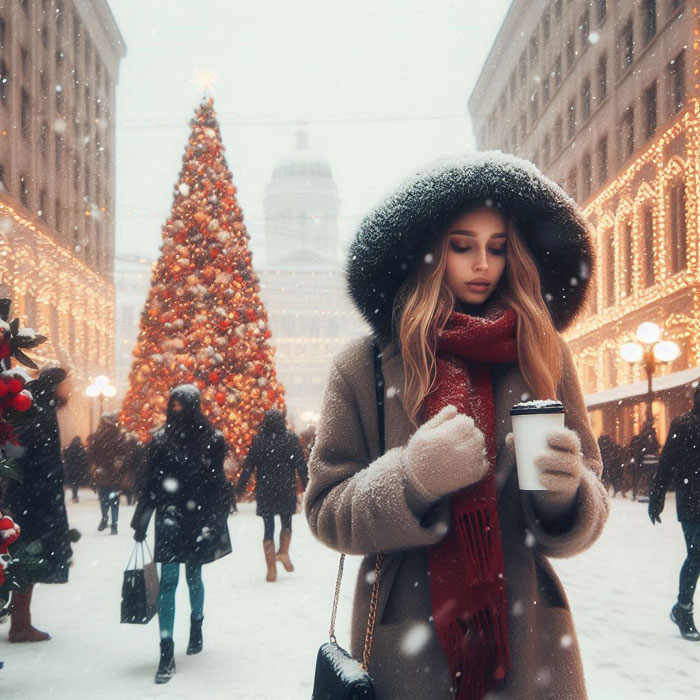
<box><xmin>510</xmin><ymin>399</ymin><xmax>565</xmax><ymax>416</ymax></box>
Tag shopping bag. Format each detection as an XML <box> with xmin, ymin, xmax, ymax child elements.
<box><xmin>120</xmin><ymin>542</ymin><xmax>159</xmax><ymax>624</ymax></box>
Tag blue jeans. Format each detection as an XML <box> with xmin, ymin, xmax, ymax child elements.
<box><xmin>98</xmin><ymin>488</ymin><xmax>119</xmax><ymax>525</ymax></box>
<box><xmin>158</xmin><ymin>563</ymin><xmax>204</xmax><ymax>639</ymax></box>
<box><xmin>679</xmin><ymin>522</ymin><xmax>700</xmax><ymax>606</ymax></box>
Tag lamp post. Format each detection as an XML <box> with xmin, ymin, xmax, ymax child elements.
<box><xmin>620</xmin><ymin>322</ymin><xmax>680</xmax><ymax>423</ymax></box>
<box><xmin>85</xmin><ymin>374</ymin><xmax>117</xmax><ymax>431</ymax></box>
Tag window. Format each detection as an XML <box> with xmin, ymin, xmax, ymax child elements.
<box><xmin>568</xmin><ymin>167</ymin><xmax>578</xmax><ymax>201</ymax></box>
<box><xmin>642</xmin><ymin>0</ymin><xmax>656</xmax><ymax>44</ymax></box>
<box><xmin>582</xmin><ymin>78</ymin><xmax>591</xmax><ymax>120</ymax></box>
<box><xmin>0</xmin><ymin>17</ymin><xmax>5</xmax><ymax>50</ymax></box>
<box><xmin>597</xmin><ymin>135</ymin><xmax>608</xmax><ymax>184</ymax></box>
<box><xmin>530</xmin><ymin>92</ymin><xmax>538</xmax><ymax>123</ymax></box>
<box><xmin>669</xmin><ymin>51</ymin><xmax>685</xmax><ymax>115</ymax></box>
<box><xmin>20</xmin><ymin>47</ymin><xmax>29</xmax><ymax>75</ymax></box>
<box><xmin>620</xmin><ymin>107</ymin><xmax>634</xmax><ymax>163</ymax></box>
<box><xmin>553</xmin><ymin>55</ymin><xmax>562</xmax><ymax>88</ymax></box>
<box><xmin>597</xmin><ymin>0</ymin><xmax>607</xmax><ymax>23</ymax></box>
<box><xmin>543</xmin><ymin>11</ymin><xmax>550</xmax><ymax>42</ymax></box>
<box><xmin>39</xmin><ymin>190</ymin><xmax>46</xmax><ymax>220</ymax></box>
<box><xmin>567</xmin><ymin>33</ymin><xmax>575</xmax><ymax>69</ymax></box>
<box><xmin>21</xmin><ymin>0</ymin><xmax>30</xmax><ymax>17</ymax></box>
<box><xmin>543</xmin><ymin>74</ymin><xmax>550</xmax><ymax>104</ymax></box>
<box><xmin>622</xmin><ymin>219</ymin><xmax>633</xmax><ymax>296</ymax></box>
<box><xmin>73</xmin><ymin>15</ymin><xmax>81</xmax><ymax>55</ymax></box>
<box><xmin>55</xmin><ymin>199</ymin><xmax>62</xmax><ymax>236</ymax></box>
<box><xmin>529</xmin><ymin>33</ymin><xmax>538</xmax><ymax>66</ymax></box>
<box><xmin>642</xmin><ymin>205</ymin><xmax>655</xmax><ymax>286</ymax></box>
<box><xmin>669</xmin><ymin>180</ymin><xmax>687</xmax><ymax>274</ymax></box>
<box><xmin>74</xmin><ymin>155</ymin><xmax>80</xmax><ymax>191</ymax></box>
<box><xmin>41</xmin><ymin>24</ymin><xmax>48</xmax><ymax>49</ymax></box>
<box><xmin>55</xmin><ymin>84</ymin><xmax>63</xmax><ymax>112</ymax></box>
<box><xmin>55</xmin><ymin>136</ymin><xmax>63</xmax><ymax>170</ymax></box>
<box><xmin>0</xmin><ymin>60</ymin><xmax>8</xmax><ymax>104</ymax></box>
<box><xmin>40</xmin><ymin>122</ymin><xmax>48</xmax><ymax>156</ymax></box>
<box><xmin>85</xmin><ymin>165</ymin><xmax>91</xmax><ymax>199</ymax></box>
<box><xmin>555</xmin><ymin>0</ymin><xmax>563</xmax><ymax>20</ymax></box>
<box><xmin>580</xmin><ymin>9</ymin><xmax>590</xmax><ymax>49</ymax></box>
<box><xmin>604</xmin><ymin>231</ymin><xmax>615</xmax><ymax>307</ymax></box>
<box><xmin>644</xmin><ymin>81</ymin><xmax>657</xmax><ymax>139</ymax></box>
<box><xmin>670</xmin><ymin>0</ymin><xmax>682</xmax><ymax>10</ymax></box>
<box><xmin>543</xmin><ymin>135</ymin><xmax>551</xmax><ymax>166</ymax></box>
<box><xmin>621</xmin><ymin>19</ymin><xmax>634</xmax><ymax>72</ymax></box>
<box><xmin>20</xmin><ymin>89</ymin><xmax>30</xmax><ymax>139</ymax></box>
<box><xmin>582</xmin><ymin>153</ymin><xmax>592</xmax><ymax>198</ymax></box>
<box><xmin>19</xmin><ymin>175</ymin><xmax>29</xmax><ymax>207</ymax></box>
<box><xmin>519</xmin><ymin>51</ymin><xmax>527</xmax><ymax>84</ymax></box>
<box><xmin>598</xmin><ymin>55</ymin><xmax>607</xmax><ymax>100</ymax></box>
<box><xmin>555</xmin><ymin>116</ymin><xmax>563</xmax><ymax>151</ymax></box>
<box><xmin>567</xmin><ymin>99</ymin><xmax>576</xmax><ymax>140</ymax></box>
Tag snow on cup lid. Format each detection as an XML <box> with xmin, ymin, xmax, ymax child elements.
<box><xmin>510</xmin><ymin>399</ymin><xmax>564</xmax><ymax>416</ymax></box>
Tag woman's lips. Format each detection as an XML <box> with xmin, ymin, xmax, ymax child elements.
<box><xmin>465</xmin><ymin>282</ymin><xmax>490</xmax><ymax>292</ymax></box>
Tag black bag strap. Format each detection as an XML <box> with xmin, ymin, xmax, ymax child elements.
<box><xmin>328</xmin><ymin>341</ymin><xmax>386</xmax><ymax>671</ymax></box>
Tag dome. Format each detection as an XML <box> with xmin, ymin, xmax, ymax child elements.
<box><xmin>270</xmin><ymin>126</ymin><xmax>333</xmax><ymax>181</ymax></box>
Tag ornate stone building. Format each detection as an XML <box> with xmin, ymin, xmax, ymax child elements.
<box><xmin>0</xmin><ymin>0</ymin><xmax>125</xmax><ymax>438</ymax></box>
<box><xmin>469</xmin><ymin>0</ymin><xmax>698</xmax><ymax>444</ymax></box>
<box><xmin>257</xmin><ymin>127</ymin><xmax>367</xmax><ymax>424</ymax></box>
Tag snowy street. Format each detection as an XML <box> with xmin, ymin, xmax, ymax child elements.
<box><xmin>0</xmin><ymin>491</ymin><xmax>697</xmax><ymax>700</ymax></box>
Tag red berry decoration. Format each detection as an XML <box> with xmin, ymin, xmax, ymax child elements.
<box><xmin>6</xmin><ymin>378</ymin><xmax>23</xmax><ymax>395</ymax></box>
<box><xmin>11</xmin><ymin>391</ymin><xmax>32</xmax><ymax>412</ymax></box>
<box><xmin>0</xmin><ymin>381</ymin><xmax>8</xmax><ymax>398</ymax></box>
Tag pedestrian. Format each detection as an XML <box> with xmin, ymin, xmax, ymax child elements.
<box><xmin>305</xmin><ymin>154</ymin><xmax>610</xmax><ymax>699</ymax></box>
<box><xmin>628</xmin><ymin>419</ymin><xmax>660</xmax><ymax>501</ymax></box>
<box><xmin>87</xmin><ymin>413</ymin><xmax>127</xmax><ymax>535</ymax></box>
<box><xmin>236</xmin><ymin>409</ymin><xmax>308</xmax><ymax>582</ymax></box>
<box><xmin>3</xmin><ymin>367</ymin><xmax>73</xmax><ymax>643</ymax></box>
<box><xmin>120</xmin><ymin>433</ymin><xmax>146</xmax><ymax>506</ymax></box>
<box><xmin>598</xmin><ymin>434</ymin><xmax>626</xmax><ymax>498</ymax></box>
<box><xmin>131</xmin><ymin>384</ymin><xmax>232</xmax><ymax>684</ymax></box>
<box><xmin>62</xmin><ymin>436</ymin><xmax>89</xmax><ymax>503</ymax></box>
<box><xmin>649</xmin><ymin>384</ymin><xmax>700</xmax><ymax>641</ymax></box>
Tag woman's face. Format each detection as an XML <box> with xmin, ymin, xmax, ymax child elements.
<box><xmin>171</xmin><ymin>399</ymin><xmax>184</xmax><ymax>413</ymax></box>
<box><xmin>443</xmin><ymin>206</ymin><xmax>508</xmax><ymax>306</ymax></box>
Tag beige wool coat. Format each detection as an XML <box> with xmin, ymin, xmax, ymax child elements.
<box><xmin>305</xmin><ymin>335</ymin><xmax>609</xmax><ymax>700</ymax></box>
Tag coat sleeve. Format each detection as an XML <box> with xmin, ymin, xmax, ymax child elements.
<box><xmin>649</xmin><ymin>418</ymin><xmax>680</xmax><ymax>514</ymax></box>
<box><xmin>292</xmin><ymin>435</ymin><xmax>309</xmax><ymax>489</ymax></box>
<box><xmin>521</xmin><ymin>338</ymin><xmax>610</xmax><ymax>558</ymax></box>
<box><xmin>304</xmin><ymin>356</ymin><xmax>450</xmax><ymax>556</ymax></box>
<box><xmin>236</xmin><ymin>441</ymin><xmax>256</xmax><ymax>495</ymax></box>
<box><xmin>130</xmin><ymin>441</ymin><xmax>159</xmax><ymax>535</ymax></box>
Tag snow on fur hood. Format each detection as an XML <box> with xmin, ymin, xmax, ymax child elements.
<box><xmin>346</xmin><ymin>151</ymin><xmax>594</xmax><ymax>343</ymax></box>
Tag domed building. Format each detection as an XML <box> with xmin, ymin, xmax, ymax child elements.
<box><xmin>257</xmin><ymin>126</ymin><xmax>367</xmax><ymax>425</ymax></box>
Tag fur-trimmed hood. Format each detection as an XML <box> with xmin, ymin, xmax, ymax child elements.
<box><xmin>346</xmin><ymin>152</ymin><xmax>594</xmax><ymax>342</ymax></box>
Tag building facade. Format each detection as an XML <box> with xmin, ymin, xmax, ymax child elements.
<box><xmin>258</xmin><ymin>128</ymin><xmax>367</xmax><ymax>424</ymax></box>
<box><xmin>0</xmin><ymin>0</ymin><xmax>125</xmax><ymax>438</ymax></box>
<box><xmin>469</xmin><ymin>0</ymin><xmax>698</xmax><ymax>445</ymax></box>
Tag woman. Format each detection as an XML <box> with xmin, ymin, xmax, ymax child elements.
<box><xmin>305</xmin><ymin>153</ymin><xmax>610</xmax><ymax>699</ymax></box>
<box><xmin>62</xmin><ymin>436</ymin><xmax>90</xmax><ymax>503</ymax></box>
<box><xmin>131</xmin><ymin>384</ymin><xmax>232</xmax><ymax>684</ymax></box>
<box><xmin>236</xmin><ymin>409</ymin><xmax>308</xmax><ymax>582</ymax></box>
<box><xmin>4</xmin><ymin>367</ymin><xmax>73</xmax><ymax>643</ymax></box>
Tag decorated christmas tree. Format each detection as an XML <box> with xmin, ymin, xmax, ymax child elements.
<box><xmin>119</xmin><ymin>98</ymin><xmax>285</xmax><ymax>460</ymax></box>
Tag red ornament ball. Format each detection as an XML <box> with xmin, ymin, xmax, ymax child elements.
<box><xmin>12</xmin><ymin>391</ymin><xmax>32</xmax><ymax>412</ymax></box>
<box><xmin>6</xmin><ymin>378</ymin><xmax>23</xmax><ymax>395</ymax></box>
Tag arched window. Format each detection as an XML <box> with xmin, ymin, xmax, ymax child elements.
<box><xmin>603</xmin><ymin>229</ymin><xmax>615</xmax><ymax>307</ymax></box>
<box><xmin>641</xmin><ymin>204</ymin><xmax>655</xmax><ymax>286</ymax></box>
<box><xmin>622</xmin><ymin>218</ymin><xmax>633</xmax><ymax>296</ymax></box>
<box><xmin>668</xmin><ymin>179</ymin><xmax>687</xmax><ymax>274</ymax></box>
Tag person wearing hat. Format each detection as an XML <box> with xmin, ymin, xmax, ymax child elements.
<box><xmin>3</xmin><ymin>367</ymin><xmax>73</xmax><ymax>643</ymax></box>
<box><xmin>305</xmin><ymin>153</ymin><xmax>610</xmax><ymax>699</ymax></box>
<box><xmin>649</xmin><ymin>384</ymin><xmax>700</xmax><ymax>641</ymax></box>
<box><xmin>131</xmin><ymin>384</ymin><xmax>232</xmax><ymax>684</ymax></box>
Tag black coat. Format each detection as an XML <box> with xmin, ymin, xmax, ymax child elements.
<box><xmin>132</xmin><ymin>423</ymin><xmax>233</xmax><ymax>565</ymax></box>
<box><xmin>87</xmin><ymin>418</ymin><xmax>127</xmax><ymax>491</ymax></box>
<box><xmin>238</xmin><ymin>411</ymin><xmax>308</xmax><ymax>517</ymax></box>
<box><xmin>4</xmin><ymin>390</ymin><xmax>72</xmax><ymax>584</ymax></box>
<box><xmin>650</xmin><ymin>411</ymin><xmax>700</xmax><ymax>522</ymax></box>
<box><xmin>62</xmin><ymin>438</ymin><xmax>90</xmax><ymax>487</ymax></box>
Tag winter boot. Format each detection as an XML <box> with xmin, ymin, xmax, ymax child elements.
<box><xmin>186</xmin><ymin>614</ymin><xmax>203</xmax><ymax>655</ymax></box>
<box><xmin>110</xmin><ymin>524</ymin><xmax>118</xmax><ymax>536</ymax></box>
<box><xmin>155</xmin><ymin>638</ymin><xmax>176</xmax><ymax>684</ymax></box>
<box><xmin>276</xmin><ymin>528</ymin><xmax>295</xmax><ymax>572</ymax></box>
<box><xmin>263</xmin><ymin>539</ymin><xmax>277</xmax><ymax>582</ymax></box>
<box><xmin>671</xmin><ymin>603</ymin><xmax>700</xmax><ymax>641</ymax></box>
<box><xmin>97</xmin><ymin>518</ymin><xmax>108</xmax><ymax>532</ymax></box>
<box><xmin>8</xmin><ymin>587</ymin><xmax>50</xmax><ymax>643</ymax></box>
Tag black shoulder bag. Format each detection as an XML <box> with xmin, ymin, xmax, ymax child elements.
<box><xmin>311</xmin><ymin>343</ymin><xmax>386</xmax><ymax>700</ymax></box>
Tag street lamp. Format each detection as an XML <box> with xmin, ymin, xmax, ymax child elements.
<box><xmin>85</xmin><ymin>374</ymin><xmax>117</xmax><ymax>429</ymax></box>
<box><xmin>620</xmin><ymin>322</ymin><xmax>680</xmax><ymax>422</ymax></box>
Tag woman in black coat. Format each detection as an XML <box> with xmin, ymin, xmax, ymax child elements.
<box><xmin>236</xmin><ymin>409</ymin><xmax>308</xmax><ymax>582</ymax></box>
<box><xmin>4</xmin><ymin>367</ymin><xmax>72</xmax><ymax>643</ymax></box>
<box><xmin>131</xmin><ymin>384</ymin><xmax>232</xmax><ymax>684</ymax></box>
<box><xmin>62</xmin><ymin>436</ymin><xmax>89</xmax><ymax>503</ymax></box>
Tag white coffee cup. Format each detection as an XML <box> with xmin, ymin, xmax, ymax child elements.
<box><xmin>510</xmin><ymin>400</ymin><xmax>565</xmax><ymax>490</ymax></box>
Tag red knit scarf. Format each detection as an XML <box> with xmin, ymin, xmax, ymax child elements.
<box><xmin>424</xmin><ymin>307</ymin><xmax>518</xmax><ymax>700</ymax></box>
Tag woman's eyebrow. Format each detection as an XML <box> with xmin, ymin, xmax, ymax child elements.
<box><xmin>449</xmin><ymin>230</ymin><xmax>507</xmax><ymax>239</ymax></box>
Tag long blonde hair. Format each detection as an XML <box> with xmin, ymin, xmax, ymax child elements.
<box><xmin>396</xmin><ymin>213</ymin><xmax>563</xmax><ymax>425</ymax></box>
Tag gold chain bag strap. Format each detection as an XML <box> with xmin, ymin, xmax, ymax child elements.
<box><xmin>311</xmin><ymin>342</ymin><xmax>386</xmax><ymax>699</ymax></box>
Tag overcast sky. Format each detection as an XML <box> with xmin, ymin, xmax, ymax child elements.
<box><xmin>109</xmin><ymin>0</ymin><xmax>512</xmax><ymax>264</ymax></box>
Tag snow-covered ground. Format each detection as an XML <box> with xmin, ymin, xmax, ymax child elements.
<box><xmin>0</xmin><ymin>491</ymin><xmax>697</xmax><ymax>699</ymax></box>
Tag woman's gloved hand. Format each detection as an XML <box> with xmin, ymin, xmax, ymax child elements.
<box><xmin>533</xmin><ymin>427</ymin><xmax>583</xmax><ymax>507</ymax></box>
<box><xmin>404</xmin><ymin>405</ymin><xmax>489</xmax><ymax>499</ymax></box>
